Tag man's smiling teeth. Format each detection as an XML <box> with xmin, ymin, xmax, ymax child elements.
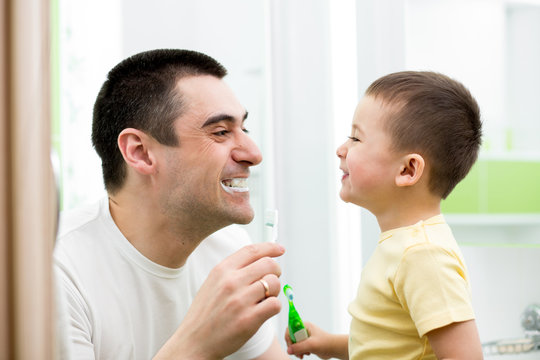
<box><xmin>221</xmin><ymin>178</ymin><xmax>249</xmax><ymax>193</ymax></box>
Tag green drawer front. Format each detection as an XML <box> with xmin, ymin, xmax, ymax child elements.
<box><xmin>442</xmin><ymin>160</ymin><xmax>540</xmax><ymax>213</ymax></box>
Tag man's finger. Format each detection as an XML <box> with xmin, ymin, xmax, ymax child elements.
<box><xmin>220</xmin><ymin>242</ymin><xmax>285</xmax><ymax>270</ymax></box>
<box><xmin>247</xmin><ymin>274</ymin><xmax>281</xmax><ymax>303</ymax></box>
<box><xmin>251</xmin><ymin>296</ymin><xmax>282</xmax><ymax>326</ymax></box>
<box><xmin>239</xmin><ymin>256</ymin><xmax>282</xmax><ymax>286</ymax></box>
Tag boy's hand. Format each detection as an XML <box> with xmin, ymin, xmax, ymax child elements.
<box><xmin>284</xmin><ymin>321</ymin><xmax>349</xmax><ymax>360</ymax></box>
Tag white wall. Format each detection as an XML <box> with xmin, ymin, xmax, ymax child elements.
<box><xmin>267</xmin><ymin>0</ymin><xmax>338</xmax><ymax>350</ymax></box>
<box><xmin>58</xmin><ymin>0</ymin><xmax>122</xmax><ymax>209</ymax></box>
<box><xmin>506</xmin><ymin>4</ymin><xmax>540</xmax><ymax>153</ymax></box>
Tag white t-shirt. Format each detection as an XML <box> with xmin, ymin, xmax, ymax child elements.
<box><xmin>54</xmin><ymin>198</ymin><xmax>274</xmax><ymax>359</ymax></box>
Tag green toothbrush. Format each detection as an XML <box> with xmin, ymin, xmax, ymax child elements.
<box><xmin>283</xmin><ymin>284</ymin><xmax>309</xmax><ymax>343</ymax></box>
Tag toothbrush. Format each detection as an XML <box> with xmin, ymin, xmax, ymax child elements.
<box><xmin>264</xmin><ymin>209</ymin><xmax>279</xmax><ymax>243</ymax></box>
<box><xmin>283</xmin><ymin>284</ymin><xmax>309</xmax><ymax>343</ymax></box>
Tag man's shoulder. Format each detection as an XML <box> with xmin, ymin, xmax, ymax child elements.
<box><xmin>54</xmin><ymin>199</ymin><xmax>110</xmax><ymax>264</ymax></box>
<box><xmin>57</xmin><ymin>199</ymin><xmax>103</xmax><ymax>238</ymax></box>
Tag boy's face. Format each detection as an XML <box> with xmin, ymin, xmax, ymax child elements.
<box><xmin>336</xmin><ymin>96</ymin><xmax>402</xmax><ymax>213</ymax></box>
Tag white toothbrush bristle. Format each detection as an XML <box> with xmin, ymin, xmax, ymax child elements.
<box><xmin>285</xmin><ymin>288</ymin><xmax>294</xmax><ymax>301</ymax></box>
<box><xmin>264</xmin><ymin>209</ymin><xmax>279</xmax><ymax>243</ymax></box>
<box><xmin>264</xmin><ymin>209</ymin><xmax>278</xmax><ymax>227</ymax></box>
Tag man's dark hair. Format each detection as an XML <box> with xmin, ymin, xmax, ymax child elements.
<box><xmin>366</xmin><ymin>71</ymin><xmax>482</xmax><ymax>199</ymax></box>
<box><xmin>92</xmin><ymin>49</ymin><xmax>227</xmax><ymax>194</ymax></box>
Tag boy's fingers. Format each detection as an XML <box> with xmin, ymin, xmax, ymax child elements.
<box><xmin>288</xmin><ymin>338</ymin><xmax>314</xmax><ymax>357</ymax></box>
<box><xmin>284</xmin><ymin>327</ymin><xmax>292</xmax><ymax>346</ymax></box>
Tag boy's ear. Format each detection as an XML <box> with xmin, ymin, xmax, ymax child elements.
<box><xmin>117</xmin><ymin>128</ymin><xmax>156</xmax><ymax>175</ymax></box>
<box><xmin>395</xmin><ymin>153</ymin><xmax>425</xmax><ymax>187</ymax></box>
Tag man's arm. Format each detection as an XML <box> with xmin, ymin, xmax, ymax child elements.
<box><xmin>426</xmin><ymin>319</ymin><xmax>484</xmax><ymax>360</ymax></box>
<box><xmin>54</xmin><ymin>262</ymin><xmax>95</xmax><ymax>359</ymax></box>
<box><xmin>154</xmin><ymin>242</ymin><xmax>286</xmax><ymax>360</ymax></box>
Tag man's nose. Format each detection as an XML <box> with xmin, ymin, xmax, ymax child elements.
<box><xmin>232</xmin><ymin>131</ymin><xmax>263</xmax><ymax>166</ymax></box>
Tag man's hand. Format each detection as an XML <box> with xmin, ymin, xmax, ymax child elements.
<box><xmin>154</xmin><ymin>242</ymin><xmax>285</xmax><ymax>360</ymax></box>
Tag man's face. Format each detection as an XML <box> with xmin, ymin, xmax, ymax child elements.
<box><xmin>155</xmin><ymin>75</ymin><xmax>262</xmax><ymax>229</ymax></box>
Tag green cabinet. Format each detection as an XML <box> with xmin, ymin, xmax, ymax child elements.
<box><xmin>442</xmin><ymin>159</ymin><xmax>540</xmax><ymax>214</ymax></box>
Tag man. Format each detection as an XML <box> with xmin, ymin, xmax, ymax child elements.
<box><xmin>54</xmin><ymin>49</ymin><xmax>289</xmax><ymax>359</ymax></box>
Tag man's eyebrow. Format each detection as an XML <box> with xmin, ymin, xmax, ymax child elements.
<box><xmin>202</xmin><ymin>111</ymin><xmax>249</xmax><ymax>127</ymax></box>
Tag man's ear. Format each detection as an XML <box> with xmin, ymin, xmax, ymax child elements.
<box><xmin>117</xmin><ymin>128</ymin><xmax>156</xmax><ymax>175</ymax></box>
<box><xmin>395</xmin><ymin>153</ymin><xmax>425</xmax><ymax>187</ymax></box>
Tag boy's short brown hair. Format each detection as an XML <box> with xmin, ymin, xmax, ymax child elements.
<box><xmin>366</xmin><ymin>71</ymin><xmax>482</xmax><ymax>199</ymax></box>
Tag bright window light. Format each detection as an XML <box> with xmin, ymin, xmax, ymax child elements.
<box><xmin>329</xmin><ymin>0</ymin><xmax>362</xmax><ymax>334</ymax></box>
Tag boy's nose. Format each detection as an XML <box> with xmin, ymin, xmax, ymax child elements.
<box><xmin>336</xmin><ymin>142</ymin><xmax>347</xmax><ymax>158</ymax></box>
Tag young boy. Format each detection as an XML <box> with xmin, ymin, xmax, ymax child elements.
<box><xmin>286</xmin><ymin>71</ymin><xmax>484</xmax><ymax>359</ymax></box>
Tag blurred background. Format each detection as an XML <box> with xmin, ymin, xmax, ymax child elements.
<box><xmin>3</xmin><ymin>0</ymin><xmax>540</xmax><ymax>358</ymax></box>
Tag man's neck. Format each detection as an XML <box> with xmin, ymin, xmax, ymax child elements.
<box><xmin>107</xmin><ymin>192</ymin><xmax>215</xmax><ymax>268</ymax></box>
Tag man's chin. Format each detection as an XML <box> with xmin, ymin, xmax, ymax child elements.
<box><xmin>229</xmin><ymin>207</ymin><xmax>255</xmax><ymax>225</ymax></box>
<box><xmin>234</xmin><ymin>213</ymin><xmax>254</xmax><ymax>225</ymax></box>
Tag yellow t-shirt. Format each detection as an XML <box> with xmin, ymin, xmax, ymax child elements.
<box><xmin>348</xmin><ymin>215</ymin><xmax>475</xmax><ymax>359</ymax></box>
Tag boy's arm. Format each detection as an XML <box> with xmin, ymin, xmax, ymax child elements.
<box><xmin>285</xmin><ymin>321</ymin><xmax>349</xmax><ymax>360</ymax></box>
<box><xmin>426</xmin><ymin>319</ymin><xmax>484</xmax><ymax>360</ymax></box>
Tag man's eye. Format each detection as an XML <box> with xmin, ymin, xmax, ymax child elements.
<box><xmin>214</xmin><ymin>130</ymin><xmax>229</xmax><ymax>136</ymax></box>
<box><xmin>348</xmin><ymin>136</ymin><xmax>360</xmax><ymax>142</ymax></box>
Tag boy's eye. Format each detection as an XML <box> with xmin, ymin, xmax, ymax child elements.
<box><xmin>242</xmin><ymin>128</ymin><xmax>249</xmax><ymax>134</ymax></box>
<box><xmin>348</xmin><ymin>136</ymin><xmax>360</xmax><ymax>142</ymax></box>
